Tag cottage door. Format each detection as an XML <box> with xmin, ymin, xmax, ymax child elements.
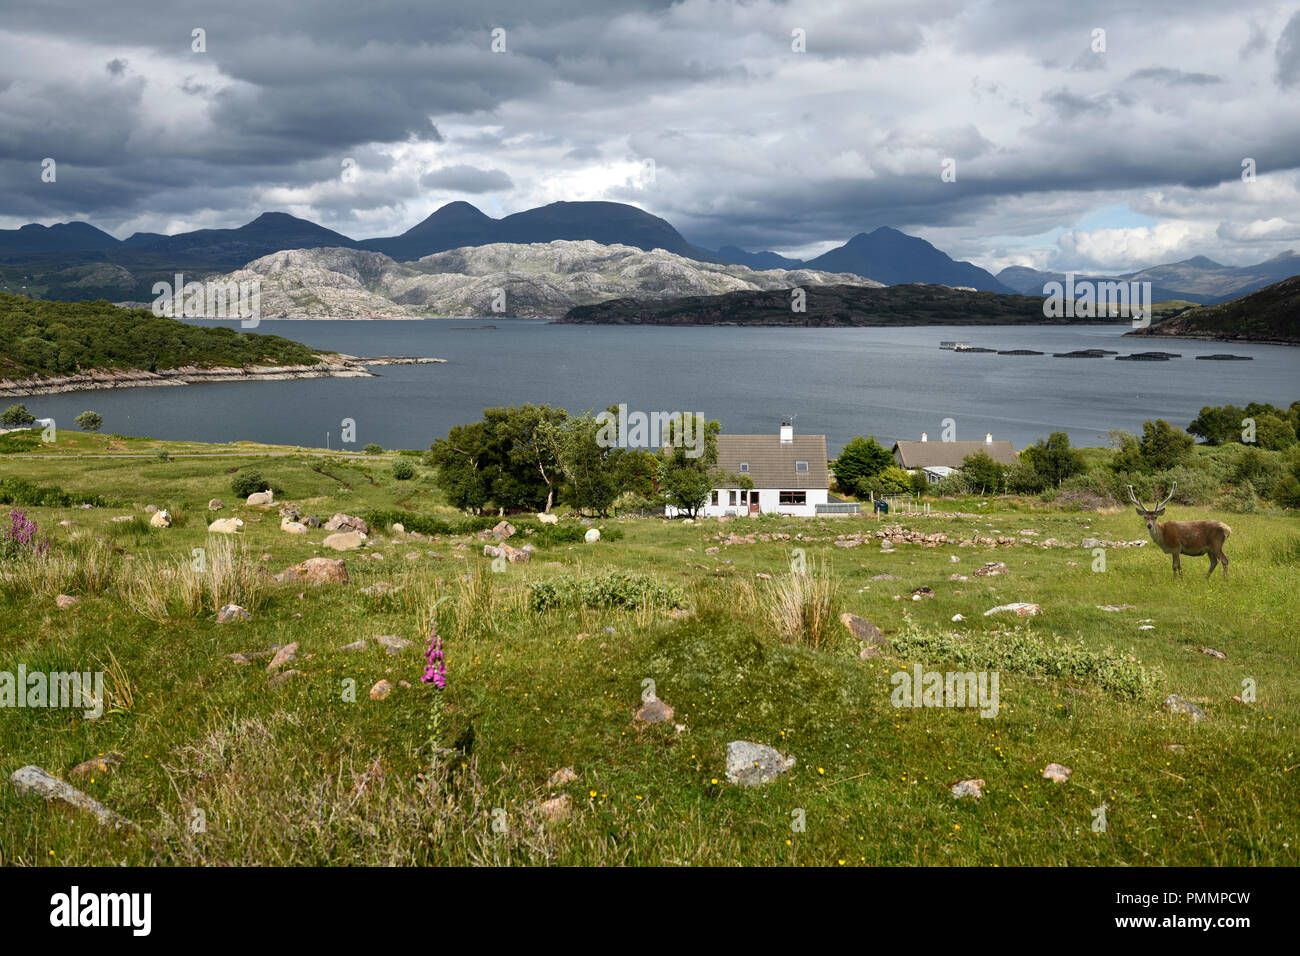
<box><xmin>748</xmin><ymin>491</ymin><xmax>760</xmax><ymax>515</ymax></box>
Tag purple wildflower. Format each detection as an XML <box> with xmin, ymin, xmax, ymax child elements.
<box><xmin>421</xmin><ymin>624</ymin><xmax>446</xmax><ymax>689</ymax></box>
<box><xmin>1</xmin><ymin>508</ymin><xmax>48</xmax><ymax>557</ymax></box>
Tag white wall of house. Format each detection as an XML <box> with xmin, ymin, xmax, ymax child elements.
<box><xmin>667</xmin><ymin>487</ymin><xmax>830</xmax><ymax>518</ymax></box>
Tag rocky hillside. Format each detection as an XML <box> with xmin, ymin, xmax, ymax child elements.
<box><xmin>1127</xmin><ymin>274</ymin><xmax>1300</xmax><ymax>345</ymax></box>
<box><xmin>559</xmin><ymin>283</ymin><xmax>1053</xmax><ymax>326</ymax></box>
<box><xmin>209</xmin><ymin>241</ymin><xmax>882</xmax><ymax>318</ymax></box>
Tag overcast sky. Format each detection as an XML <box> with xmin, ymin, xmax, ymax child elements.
<box><xmin>2</xmin><ymin>0</ymin><xmax>1299</xmax><ymax>273</ymax></box>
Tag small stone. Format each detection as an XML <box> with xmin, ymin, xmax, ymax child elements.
<box><xmin>216</xmin><ymin>604</ymin><xmax>252</xmax><ymax>623</ymax></box>
<box><xmin>973</xmin><ymin>562</ymin><xmax>1007</xmax><ymax>576</ymax></box>
<box><xmin>208</xmin><ymin>498</ymin><xmax>224</xmax><ymax>510</ymax></box>
<box><xmin>634</xmin><ymin>698</ymin><xmax>675</xmax><ymax>724</ymax></box>
<box><xmin>70</xmin><ymin>753</ymin><xmax>123</xmax><ymax>779</ymax></box>
<box><xmin>1097</xmin><ymin>604</ymin><xmax>1137</xmax><ymax>612</ymax></box>
<box><xmin>548</xmin><ymin>767</ymin><xmax>579</xmax><ymax>787</ymax></box>
<box><xmin>1199</xmin><ymin>647</ymin><xmax>1227</xmax><ymax>659</ymax></box>
<box><xmin>375</xmin><ymin>634</ymin><xmax>414</xmax><ymax>655</ymax></box>
<box><xmin>910</xmin><ymin>586</ymin><xmax>935</xmax><ymax>600</ymax></box>
<box><xmin>725</xmin><ymin>741</ymin><xmax>795</xmax><ymax>787</ymax></box>
<box><xmin>537</xmin><ymin>794</ymin><xmax>572</xmax><ymax>821</ymax></box>
<box><xmin>266</xmin><ymin>642</ymin><xmax>299</xmax><ymax>672</ymax></box>
<box><xmin>369</xmin><ymin>679</ymin><xmax>394</xmax><ymax>700</ymax></box>
<box><xmin>1043</xmin><ymin>763</ymin><xmax>1072</xmax><ymax>783</ymax></box>
<box><xmin>9</xmin><ymin>765</ymin><xmax>133</xmax><ymax>829</ymax></box>
<box><xmin>951</xmin><ymin>778</ymin><xmax>985</xmax><ymax>799</ymax></box>
<box><xmin>870</xmin><ymin>573</ymin><xmax>895</xmax><ymax>581</ymax></box>
<box><xmin>983</xmin><ymin>602</ymin><xmax>1040</xmax><ymax>617</ymax></box>
<box><xmin>1164</xmin><ymin>694</ymin><xmax>1207</xmax><ymax>721</ymax></box>
<box><xmin>951</xmin><ymin>613</ymin><xmax>965</xmax><ymax>622</ymax></box>
<box><xmin>55</xmin><ymin>594</ymin><xmax>78</xmax><ymax>609</ymax></box>
<box><xmin>339</xmin><ymin>640</ymin><xmax>368</xmax><ymax>652</ymax></box>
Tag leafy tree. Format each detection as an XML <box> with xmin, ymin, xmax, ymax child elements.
<box><xmin>1021</xmin><ymin>431</ymin><xmax>1087</xmax><ymax>486</ymax></box>
<box><xmin>1</xmin><ymin>403</ymin><xmax>36</xmax><ymax>428</ymax></box>
<box><xmin>74</xmin><ymin>410</ymin><xmax>103</xmax><ymax>432</ymax></box>
<box><xmin>959</xmin><ymin>450</ymin><xmax>1008</xmax><ymax>494</ymax></box>
<box><xmin>1138</xmin><ymin>419</ymin><xmax>1194</xmax><ymax>471</ymax></box>
<box><xmin>1254</xmin><ymin>414</ymin><xmax>1297</xmax><ymax>451</ymax></box>
<box><xmin>230</xmin><ymin>471</ymin><xmax>271</xmax><ymax>498</ymax></box>
<box><xmin>539</xmin><ymin>412</ymin><xmax>622</xmax><ymax>515</ymax></box>
<box><xmin>1188</xmin><ymin>404</ymin><xmax>1245</xmax><ymax>445</ymax></box>
<box><xmin>657</xmin><ymin>414</ymin><xmax>721</xmax><ymax>518</ymax></box>
<box><xmin>426</xmin><ymin>420</ymin><xmax>498</xmax><ymax>512</ymax></box>
<box><xmin>490</xmin><ymin>404</ymin><xmax>567</xmax><ymax>513</ymax></box>
<box><xmin>832</xmin><ymin>436</ymin><xmax>893</xmax><ymax>492</ymax></box>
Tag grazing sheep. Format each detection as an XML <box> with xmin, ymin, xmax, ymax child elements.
<box><xmin>208</xmin><ymin>517</ymin><xmax>245</xmax><ymax>534</ymax></box>
<box><xmin>246</xmin><ymin>490</ymin><xmax>274</xmax><ymax>506</ymax></box>
<box><xmin>149</xmin><ymin>509</ymin><xmax>172</xmax><ymax>528</ymax></box>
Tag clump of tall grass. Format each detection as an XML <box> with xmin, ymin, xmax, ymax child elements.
<box><xmin>120</xmin><ymin>535</ymin><xmax>268</xmax><ymax>622</ymax></box>
<box><xmin>0</xmin><ymin>530</ymin><xmax>121</xmax><ymax>601</ymax></box>
<box><xmin>765</xmin><ymin>556</ymin><xmax>841</xmax><ymax>650</ymax></box>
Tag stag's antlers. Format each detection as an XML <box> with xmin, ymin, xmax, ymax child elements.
<box><xmin>1127</xmin><ymin>483</ymin><xmax>1176</xmax><ymax>513</ymax></box>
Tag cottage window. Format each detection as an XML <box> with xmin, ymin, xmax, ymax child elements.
<box><xmin>711</xmin><ymin>490</ymin><xmax>719</xmax><ymax>506</ymax></box>
<box><xmin>728</xmin><ymin>490</ymin><xmax>738</xmax><ymax>506</ymax></box>
<box><xmin>739</xmin><ymin>462</ymin><xmax>749</xmax><ymax>473</ymax></box>
<box><xmin>779</xmin><ymin>491</ymin><xmax>807</xmax><ymax>505</ymax></box>
<box><xmin>795</xmin><ymin>460</ymin><xmax>809</xmax><ymax>473</ymax></box>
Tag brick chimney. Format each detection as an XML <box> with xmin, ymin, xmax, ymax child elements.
<box><xmin>920</xmin><ymin>432</ymin><xmax>928</xmax><ymax>442</ymax></box>
<box><xmin>780</xmin><ymin>421</ymin><xmax>793</xmax><ymax>444</ymax></box>
<box><xmin>985</xmin><ymin>432</ymin><xmax>993</xmax><ymax>444</ymax></box>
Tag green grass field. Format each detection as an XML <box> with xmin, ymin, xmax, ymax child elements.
<box><xmin>1</xmin><ymin>434</ymin><xmax>1296</xmax><ymax>866</ymax></box>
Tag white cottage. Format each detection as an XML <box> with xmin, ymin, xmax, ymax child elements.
<box><xmin>667</xmin><ymin>422</ymin><xmax>831</xmax><ymax>518</ymax></box>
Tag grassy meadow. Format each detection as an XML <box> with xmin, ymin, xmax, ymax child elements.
<box><xmin>0</xmin><ymin>432</ymin><xmax>1297</xmax><ymax>866</ymax></box>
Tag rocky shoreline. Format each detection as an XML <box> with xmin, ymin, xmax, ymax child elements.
<box><xmin>0</xmin><ymin>354</ymin><xmax>445</xmax><ymax>397</ymax></box>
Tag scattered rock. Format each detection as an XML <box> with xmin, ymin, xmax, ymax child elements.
<box><xmin>1164</xmin><ymin>694</ymin><xmax>1207</xmax><ymax>721</ymax></box>
<box><xmin>55</xmin><ymin>594</ymin><xmax>78</xmax><ymax>609</ymax></box>
<box><xmin>1199</xmin><ymin>647</ymin><xmax>1227</xmax><ymax>660</ymax></box>
<box><xmin>266</xmin><ymin>642</ymin><xmax>299</xmax><ymax>672</ymax></box>
<box><xmin>951</xmin><ymin>778</ymin><xmax>985</xmax><ymax>799</ymax></box>
<box><xmin>324</xmin><ymin>513</ymin><xmax>368</xmax><ymax>534</ymax></box>
<box><xmin>275</xmin><ymin>557</ymin><xmax>349</xmax><ymax>584</ymax></box>
<box><xmin>725</xmin><ymin>741</ymin><xmax>796</xmax><ymax>787</ymax></box>
<box><xmin>949</xmin><ymin>573</ymin><xmax>969</xmax><ymax>582</ymax></box>
<box><xmin>58</xmin><ymin>519</ymin><xmax>77</xmax><ymax>527</ymax></box>
<box><xmin>9</xmin><ymin>765</ymin><xmax>133</xmax><ymax>829</ymax></box>
<box><xmin>537</xmin><ymin>794</ymin><xmax>572</xmax><ymax>821</ymax></box>
<box><xmin>910</xmin><ymin>585</ymin><xmax>935</xmax><ymax>600</ymax></box>
<box><xmin>983</xmin><ymin>602</ymin><xmax>1040</xmax><ymax>617</ymax></box>
<box><xmin>634</xmin><ymin>698</ymin><xmax>675</xmax><ymax>724</ymax></box>
<box><xmin>492</xmin><ymin>520</ymin><xmax>516</xmax><ymax>538</ymax></box>
<box><xmin>69</xmin><ymin>753</ymin><xmax>123</xmax><ymax>780</ymax></box>
<box><xmin>369</xmin><ymin>679</ymin><xmax>394</xmax><ymax>700</ymax></box>
<box><xmin>375</xmin><ymin>634</ymin><xmax>414</xmax><ymax>655</ymax></box>
<box><xmin>973</xmin><ymin>562</ymin><xmax>1007</xmax><ymax>576</ymax></box>
<box><xmin>870</xmin><ymin>572</ymin><xmax>895</xmax><ymax>581</ymax></box>
<box><xmin>1043</xmin><ymin>763</ymin><xmax>1072</xmax><ymax>783</ymax></box>
<box><xmin>339</xmin><ymin>640</ymin><xmax>368</xmax><ymax>652</ymax></box>
<box><xmin>1097</xmin><ymin>604</ymin><xmax>1137</xmax><ymax>612</ymax></box>
<box><xmin>951</xmin><ymin>613</ymin><xmax>965</xmax><ymax>622</ymax></box>
<box><xmin>208</xmin><ymin>498</ymin><xmax>224</xmax><ymax>511</ymax></box>
<box><xmin>323</xmin><ymin>530</ymin><xmax>367</xmax><ymax>551</ymax></box>
<box><xmin>548</xmin><ymin>767</ymin><xmax>578</xmax><ymax>787</ymax></box>
<box><xmin>216</xmin><ymin>604</ymin><xmax>252</xmax><ymax>623</ymax></box>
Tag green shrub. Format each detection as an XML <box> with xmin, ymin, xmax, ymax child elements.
<box><xmin>890</xmin><ymin>621</ymin><xmax>1160</xmax><ymax>699</ymax></box>
<box><xmin>0</xmin><ymin>433</ymin><xmax>40</xmax><ymax>454</ymax></box>
<box><xmin>391</xmin><ymin>458</ymin><xmax>416</xmax><ymax>480</ymax></box>
<box><xmin>362</xmin><ymin>443</ymin><xmax>383</xmax><ymax>455</ymax></box>
<box><xmin>230</xmin><ymin>470</ymin><xmax>279</xmax><ymax>498</ymax></box>
<box><xmin>529</xmin><ymin>571</ymin><xmax>682</xmax><ymax>612</ymax></box>
<box><xmin>0</xmin><ymin>476</ymin><xmax>105</xmax><ymax>508</ymax></box>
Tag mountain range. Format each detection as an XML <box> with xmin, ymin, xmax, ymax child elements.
<box><xmin>1128</xmin><ymin>274</ymin><xmax>1300</xmax><ymax>344</ymax></box>
<box><xmin>175</xmin><ymin>241</ymin><xmax>880</xmax><ymax>319</ymax></box>
<box><xmin>2</xmin><ymin>200</ymin><xmax>1298</xmax><ymax>306</ymax></box>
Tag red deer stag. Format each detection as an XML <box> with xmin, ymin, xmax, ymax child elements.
<box><xmin>1127</xmin><ymin>483</ymin><xmax>1231</xmax><ymax>577</ymax></box>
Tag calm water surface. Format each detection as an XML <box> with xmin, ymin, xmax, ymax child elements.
<box><xmin>23</xmin><ymin>320</ymin><xmax>1299</xmax><ymax>455</ymax></box>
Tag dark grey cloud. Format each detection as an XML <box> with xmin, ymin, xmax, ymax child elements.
<box><xmin>1128</xmin><ymin>67</ymin><xmax>1223</xmax><ymax>85</ymax></box>
<box><xmin>1277</xmin><ymin>10</ymin><xmax>1300</xmax><ymax>87</ymax></box>
<box><xmin>419</xmin><ymin>164</ymin><xmax>513</xmax><ymax>192</ymax></box>
<box><xmin>0</xmin><ymin>0</ymin><xmax>1297</xmax><ymax>273</ymax></box>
